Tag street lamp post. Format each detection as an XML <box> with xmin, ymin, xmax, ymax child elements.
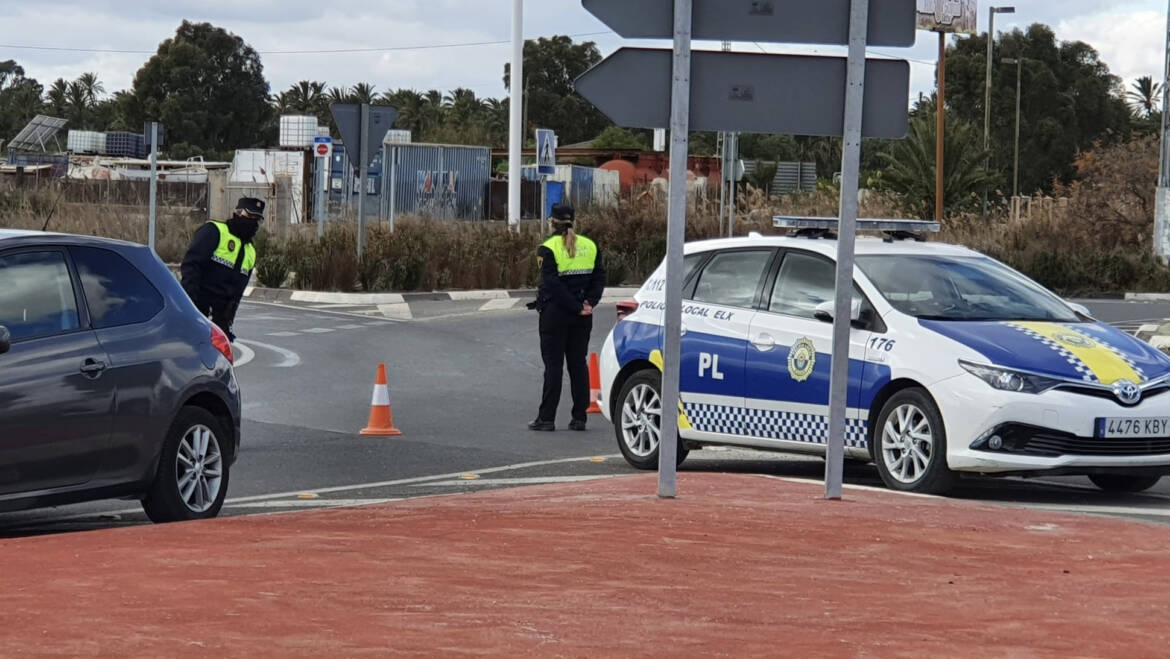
<box><xmin>983</xmin><ymin>5</ymin><xmax>1015</xmax><ymax>216</ymax></box>
<box><xmin>1003</xmin><ymin>57</ymin><xmax>1023</xmax><ymax>211</ymax></box>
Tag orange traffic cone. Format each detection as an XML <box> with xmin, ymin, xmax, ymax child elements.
<box><xmin>361</xmin><ymin>363</ymin><xmax>402</xmax><ymax>436</ymax></box>
<box><xmin>587</xmin><ymin>352</ymin><xmax>603</xmax><ymax>414</ymax></box>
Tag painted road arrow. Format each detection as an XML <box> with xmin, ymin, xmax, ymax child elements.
<box><xmin>574</xmin><ymin>49</ymin><xmax>909</xmax><ymax>138</ymax></box>
<box><xmin>582</xmin><ymin>0</ymin><xmax>916</xmax><ymax>47</ymax></box>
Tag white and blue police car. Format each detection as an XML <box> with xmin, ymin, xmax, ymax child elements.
<box><xmin>598</xmin><ymin>219</ymin><xmax>1170</xmax><ymax>494</ymax></box>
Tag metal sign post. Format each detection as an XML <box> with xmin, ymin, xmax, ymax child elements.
<box><xmin>578</xmin><ymin>0</ymin><xmax>912</xmax><ymax>499</ymax></box>
<box><xmin>313</xmin><ymin>136</ymin><xmax>333</xmax><ymax>238</ymax></box>
<box><xmin>657</xmin><ymin>0</ymin><xmax>693</xmax><ymax>498</ymax></box>
<box><xmin>826</xmin><ymin>0</ymin><xmax>870</xmax><ymax>500</ymax></box>
<box><xmin>330</xmin><ymin>103</ymin><xmax>398</xmax><ymax>258</ymax></box>
<box><xmin>147</xmin><ymin>121</ymin><xmax>159</xmax><ymax>253</ymax></box>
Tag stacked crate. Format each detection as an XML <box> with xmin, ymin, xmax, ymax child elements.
<box><xmin>67</xmin><ymin>130</ymin><xmax>107</xmax><ymax>155</ymax></box>
<box><xmin>106</xmin><ymin>131</ymin><xmax>145</xmax><ymax>158</ymax></box>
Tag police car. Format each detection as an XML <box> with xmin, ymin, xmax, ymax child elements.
<box><xmin>598</xmin><ymin>219</ymin><xmax>1170</xmax><ymax>494</ymax></box>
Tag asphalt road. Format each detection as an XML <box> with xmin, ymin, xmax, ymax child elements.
<box><xmin>4</xmin><ymin>298</ymin><xmax>1170</xmax><ymax>536</ymax></box>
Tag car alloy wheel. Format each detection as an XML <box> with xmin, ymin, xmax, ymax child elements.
<box><xmin>621</xmin><ymin>383</ymin><xmax>662</xmax><ymax>458</ymax></box>
<box><xmin>880</xmin><ymin>403</ymin><xmax>934</xmax><ymax>485</ymax></box>
<box><xmin>176</xmin><ymin>424</ymin><xmax>224</xmax><ymax>513</ymax></box>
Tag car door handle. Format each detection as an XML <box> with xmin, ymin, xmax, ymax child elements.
<box><xmin>751</xmin><ymin>334</ymin><xmax>776</xmax><ymax>351</ymax></box>
<box><xmin>80</xmin><ymin>359</ymin><xmax>107</xmax><ymax>376</ymax></box>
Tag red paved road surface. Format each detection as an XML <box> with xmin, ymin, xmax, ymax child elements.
<box><xmin>2</xmin><ymin>474</ymin><xmax>1169</xmax><ymax>656</ymax></box>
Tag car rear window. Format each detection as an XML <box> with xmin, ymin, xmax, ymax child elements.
<box><xmin>71</xmin><ymin>246</ymin><xmax>164</xmax><ymax>329</ymax></box>
<box><xmin>692</xmin><ymin>250</ymin><xmax>773</xmax><ymax>309</ymax></box>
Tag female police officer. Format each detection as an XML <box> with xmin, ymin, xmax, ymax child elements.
<box><xmin>528</xmin><ymin>203</ymin><xmax>606</xmax><ymax>432</ymax></box>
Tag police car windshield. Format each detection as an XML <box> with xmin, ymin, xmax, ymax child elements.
<box><xmin>856</xmin><ymin>255</ymin><xmax>1080</xmax><ymax>322</ymax></box>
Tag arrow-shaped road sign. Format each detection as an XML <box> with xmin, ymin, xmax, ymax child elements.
<box><xmin>583</xmin><ymin>0</ymin><xmax>916</xmax><ymax>46</ymax></box>
<box><xmin>575</xmin><ymin>48</ymin><xmax>909</xmax><ymax>138</ymax></box>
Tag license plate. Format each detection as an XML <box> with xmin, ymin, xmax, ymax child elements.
<box><xmin>1096</xmin><ymin>417</ymin><xmax>1170</xmax><ymax>438</ymax></box>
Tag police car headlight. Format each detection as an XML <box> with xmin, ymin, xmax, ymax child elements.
<box><xmin>958</xmin><ymin>361</ymin><xmax>1061</xmax><ymax>394</ymax></box>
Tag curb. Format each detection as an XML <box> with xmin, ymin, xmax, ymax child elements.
<box><xmin>1126</xmin><ymin>293</ymin><xmax>1170</xmax><ymax>301</ymax></box>
<box><xmin>242</xmin><ymin>286</ymin><xmax>641</xmax><ymax>305</ymax></box>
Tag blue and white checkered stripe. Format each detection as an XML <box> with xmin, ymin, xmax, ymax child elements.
<box><xmin>1008</xmin><ymin>324</ymin><xmax>1096</xmax><ymax>382</ymax></box>
<box><xmin>683</xmin><ymin>403</ymin><xmax>869</xmax><ymax>449</ymax></box>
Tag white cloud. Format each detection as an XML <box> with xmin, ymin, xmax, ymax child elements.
<box><xmin>1058</xmin><ymin>9</ymin><xmax>1165</xmax><ymax>87</ymax></box>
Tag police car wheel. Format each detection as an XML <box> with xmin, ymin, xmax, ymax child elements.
<box><xmin>615</xmin><ymin>369</ymin><xmax>689</xmax><ymax>470</ymax></box>
<box><xmin>873</xmin><ymin>389</ymin><xmax>955</xmax><ymax>495</ymax></box>
<box><xmin>141</xmin><ymin>406</ymin><xmax>231</xmax><ymax>523</ymax></box>
<box><xmin>1087</xmin><ymin>474</ymin><xmax>1161</xmax><ymax>493</ymax></box>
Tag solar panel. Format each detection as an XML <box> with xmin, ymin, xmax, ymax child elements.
<box><xmin>7</xmin><ymin>115</ymin><xmax>68</xmax><ymax>153</ymax></box>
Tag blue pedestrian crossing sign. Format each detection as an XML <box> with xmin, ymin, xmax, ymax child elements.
<box><xmin>536</xmin><ymin>129</ymin><xmax>556</xmax><ymax>176</ymax></box>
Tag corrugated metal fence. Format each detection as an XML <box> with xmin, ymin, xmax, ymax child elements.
<box><xmin>381</xmin><ymin>144</ymin><xmax>491</xmax><ymax>221</ymax></box>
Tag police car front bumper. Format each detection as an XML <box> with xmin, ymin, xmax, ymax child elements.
<box><xmin>934</xmin><ymin>374</ymin><xmax>1170</xmax><ymax>474</ymax></box>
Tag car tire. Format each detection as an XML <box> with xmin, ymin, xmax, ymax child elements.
<box><xmin>614</xmin><ymin>369</ymin><xmax>689</xmax><ymax>470</ymax></box>
<box><xmin>1088</xmin><ymin>474</ymin><xmax>1161</xmax><ymax>493</ymax></box>
<box><xmin>142</xmin><ymin>406</ymin><xmax>231</xmax><ymax>523</ymax></box>
<box><xmin>872</xmin><ymin>388</ymin><xmax>955</xmax><ymax>495</ymax></box>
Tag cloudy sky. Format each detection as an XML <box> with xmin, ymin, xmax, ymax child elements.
<box><xmin>2</xmin><ymin>0</ymin><xmax>1164</xmax><ymax>104</ymax></box>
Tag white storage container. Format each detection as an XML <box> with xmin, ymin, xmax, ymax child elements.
<box><xmin>67</xmin><ymin>130</ymin><xmax>107</xmax><ymax>155</ymax></box>
<box><xmin>383</xmin><ymin>129</ymin><xmax>412</xmax><ymax>144</ymax></box>
<box><xmin>279</xmin><ymin>115</ymin><xmax>318</xmax><ymax>149</ymax></box>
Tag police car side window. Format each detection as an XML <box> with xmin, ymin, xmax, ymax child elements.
<box><xmin>770</xmin><ymin>252</ymin><xmax>836</xmax><ymax>318</ymax></box>
<box><xmin>71</xmin><ymin>247</ymin><xmax>164</xmax><ymax>329</ymax></box>
<box><xmin>692</xmin><ymin>250</ymin><xmax>773</xmax><ymax>309</ymax></box>
<box><xmin>0</xmin><ymin>251</ymin><xmax>81</xmax><ymax>342</ymax></box>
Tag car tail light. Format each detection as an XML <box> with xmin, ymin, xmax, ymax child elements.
<box><xmin>210</xmin><ymin>324</ymin><xmax>234</xmax><ymax>365</ymax></box>
<box><xmin>616</xmin><ymin>299</ymin><xmax>639</xmax><ymax>322</ymax></box>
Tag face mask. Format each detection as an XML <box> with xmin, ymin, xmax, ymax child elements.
<box><xmin>227</xmin><ymin>215</ymin><xmax>260</xmax><ymax>243</ymax></box>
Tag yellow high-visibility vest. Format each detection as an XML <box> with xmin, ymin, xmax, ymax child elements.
<box><xmin>542</xmin><ymin>234</ymin><xmax>597</xmax><ymax>276</ymax></box>
<box><xmin>209</xmin><ymin>221</ymin><xmax>256</xmax><ymax>275</ymax></box>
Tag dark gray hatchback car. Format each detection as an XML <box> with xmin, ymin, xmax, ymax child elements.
<box><xmin>0</xmin><ymin>230</ymin><xmax>240</xmax><ymax>522</ymax></box>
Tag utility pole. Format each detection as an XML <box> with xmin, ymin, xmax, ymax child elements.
<box><xmin>508</xmin><ymin>0</ymin><xmax>523</xmax><ymax>231</ymax></box>
<box><xmin>1003</xmin><ymin>58</ymin><xmax>1022</xmax><ymax>199</ymax></box>
<box><xmin>1157</xmin><ymin>0</ymin><xmax>1170</xmax><ymax>258</ymax></box>
<box><xmin>936</xmin><ymin>30</ymin><xmax>946</xmax><ymax>222</ymax></box>
<box><xmin>983</xmin><ymin>6</ymin><xmax>1015</xmax><ymax>216</ymax></box>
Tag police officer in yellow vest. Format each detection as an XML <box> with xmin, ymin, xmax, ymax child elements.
<box><xmin>529</xmin><ymin>203</ymin><xmax>606</xmax><ymax>431</ymax></box>
<box><xmin>180</xmin><ymin>197</ymin><xmax>263</xmax><ymax>342</ymax></box>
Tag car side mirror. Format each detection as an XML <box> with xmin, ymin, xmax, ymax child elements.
<box><xmin>0</xmin><ymin>325</ymin><xmax>10</xmax><ymax>355</ymax></box>
<box><xmin>1067</xmin><ymin>302</ymin><xmax>1092</xmax><ymax>318</ymax></box>
<box><xmin>814</xmin><ymin>299</ymin><xmax>862</xmax><ymax>324</ymax></box>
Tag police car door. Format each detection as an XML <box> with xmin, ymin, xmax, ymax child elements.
<box><xmin>743</xmin><ymin>249</ymin><xmax>874</xmax><ymax>453</ymax></box>
<box><xmin>679</xmin><ymin>248</ymin><xmax>775</xmax><ymax>440</ymax></box>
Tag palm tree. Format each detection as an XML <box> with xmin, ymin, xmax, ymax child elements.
<box><xmin>875</xmin><ymin>107</ymin><xmax>1000</xmax><ymax>219</ymax></box>
<box><xmin>482</xmin><ymin>98</ymin><xmax>508</xmax><ymax>147</ymax></box>
<box><xmin>76</xmin><ymin>72</ymin><xmax>105</xmax><ymax>105</ymax></box>
<box><xmin>327</xmin><ymin>86</ymin><xmax>351</xmax><ymax>106</ymax></box>
<box><xmin>286</xmin><ymin>80</ymin><xmax>326</xmax><ymax>115</ymax></box>
<box><xmin>46</xmin><ymin>78</ymin><xmax>69</xmax><ymax>117</ymax></box>
<box><xmin>444</xmin><ymin>87</ymin><xmax>483</xmax><ymax>127</ymax></box>
<box><xmin>350</xmin><ymin>82</ymin><xmax>377</xmax><ymax>105</ymax></box>
<box><xmin>65</xmin><ymin>79</ymin><xmax>90</xmax><ymax>125</ymax></box>
<box><xmin>382</xmin><ymin>88</ymin><xmax>425</xmax><ymax>136</ymax></box>
<box><xmin>1127</xmin><ymin>76</ymin><xmax>1162</xmax><ymax>118</ymax></box>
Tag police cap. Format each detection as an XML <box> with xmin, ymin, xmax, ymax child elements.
<box><xmin>550</xmin><ymin>203</ymin><xmax>574</xmax><ymax>222</ymax></box>
<box><xmin>235</xmin><ymin>197</ymin><xmax>266</xmax><ymax>219</ymax></box>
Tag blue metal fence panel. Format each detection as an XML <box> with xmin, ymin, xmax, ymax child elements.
<box><xmin>569</xmin><ymin>165</ymin><xmax>594</xmax><ymax>208</ymax></box>
<box><xmin>383</xmin><ymin>143</ymin><xmax>491</xmax><ymax>220</ymax></box>
<box><xmin>545</xmin><ymin>181</ymin><xmax>565</xmax><ymax>218</ymax></box>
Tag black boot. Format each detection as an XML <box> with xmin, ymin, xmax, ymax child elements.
<box><xmin>568</xmin><ymin>419</ymin><xmax>586</xmax><ymax>431</ymax></box>
<box><xmin>528</xmin><ymin>419</ymin><xmax>555</xmax><ymax>432</ymax></box>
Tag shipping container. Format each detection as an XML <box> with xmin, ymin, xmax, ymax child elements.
<box><xmin>279</xmin><ymin>115</ymin><xmax>318</xmax><ymax>149</ymax></box>
<box><xmin>382</xmin><ymin>143</ymin><xmax>491</xmax><ymax>221</ymax></box>
<box><xmin>592</xmin><ymin>168</ymin><xmax>620</xmax><ymax>208</ymax></box>
<box><xmin>67</xmin><ymin>130</ymin><xmax>106</xmax><ymax>155</ymax></box>
<box><xmin>227</xmin><ymin>148</ymin><xmax>309</xmax><ymax>224</ymax></box>
<box><xmin>521</xmin><ymin>164</ymin><xmax>615</xmax><ymax>209</ymax></box>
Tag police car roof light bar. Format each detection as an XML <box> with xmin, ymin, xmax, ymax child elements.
<box><xmin>773</xmin><ymin>216</ymin><xmax>941</xmax><ymax>233</ymax></box>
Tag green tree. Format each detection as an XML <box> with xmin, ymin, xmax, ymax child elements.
<box><xmin>591</xmin><ymin>125</ymin><xmax>648</xmax><ymax>150</ymax></box>
<box><xmin>874</xmin><ymin>101</ymin><xmax>1000</xmax><ymax>219</ymax></box>
<box><xmin>0</xmin><ymin>60</ymin><xmax>44</xmax><ymax>145</ymax></box>
<box><xmin>942</xmin><ymin>23</ymin><xmax>1131</xmax><ymax>196</ymax></box>
<box><xmin>127</xmin><ymin>21</ymin><xmax>272</xmax><ymax>160</ymax></box>
<box><xmin>503</xmin><ymin>35</ymin><xmax>610</xmax><ymax>145</ymax></box>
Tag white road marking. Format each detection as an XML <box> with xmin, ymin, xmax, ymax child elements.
<box><xmin>266</xmin><ymin>331</ymin><xmax>299</xmax><ymax>337</ymax></box>
<box><xmin>225</xmin><ymin>498</ymin><xmax>401</xmax><ymax>509</ymax></box>
<box><xmin>378</xmin><ymin>303</ymin><xmax>413</xmax><ymax>320</ymax></box>
<box><xmin>1020</xmin><ymin>503</ymin><xmax>1170</xmax><ymax>518</ymax></box>
<box><xmin>307</xmin><ymin>303</ymin><xmax>379</xmax><ymax>309</ymax></box>
<box><xmin>242</xmin><ymin>300</ymin><xmax>401</xmax><ymax>323</ymax></box>
<box><xmin>291</xmin><ymin>291</ymin><xmax>406</xmax><ymax>305</ymax></box>
<box><xmin>235</xmin><ymin>339</ymin><xmax>301</xmax><ymax>368</ymax></box>
<box><xmin>336</xmin><ymin>324</ymin><xmax>367</xmax><ymax>330</ymax></box>
<box><xmin>300</xmin><ymin>327</ymin><xmax>335</xmax><ymax>334</ymax></box>
<box><xmin>232</xmin><ymin>342</ymin><xmax>255</xmax><ymax>368</ymax></box>
<box><xmin>412</xmin><ymin>475</ymin><xmax>620</xmax><ymax>487</ymax></box>
<box><xmin>480</xmin><ymin>298</ymin><xmax>521</xmax><ymax>311</ymax></box>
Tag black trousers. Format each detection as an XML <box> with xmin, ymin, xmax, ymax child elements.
<box><xmin>195</xmin><ymin>296</ymin><xmax>241</xmax><ymax>340</ymax></box>
<box><xmin>537</xmin><ymin>312</ymin><xmax>593</xmax><ymax>423</ymax></box>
